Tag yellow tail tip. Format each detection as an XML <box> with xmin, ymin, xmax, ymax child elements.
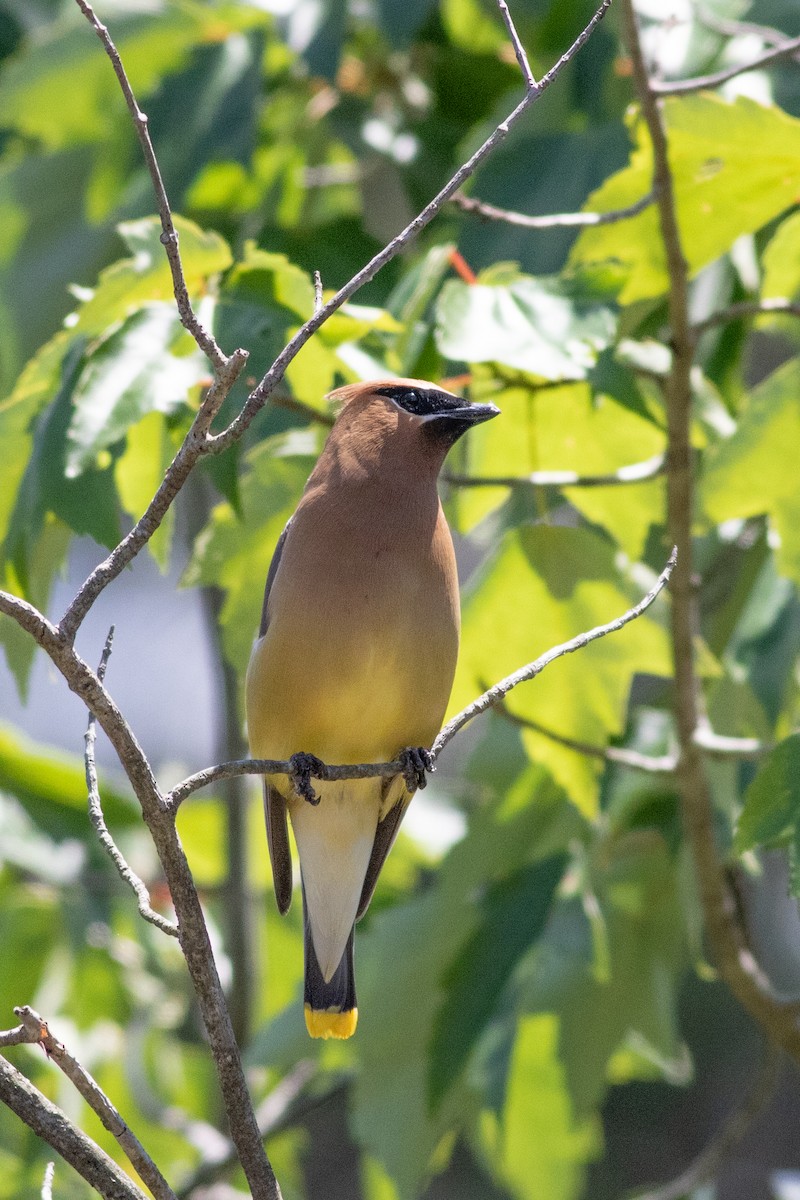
<box><xmin>304</xmin><ymin>1004</ymin><xmax>358</xmax><ymax>1040</ymax></box>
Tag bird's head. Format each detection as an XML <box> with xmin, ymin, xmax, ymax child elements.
<box><xmin>327</xmin><ymin>378</ymin><xmax>499</xmax><ymax>470</ymax></box>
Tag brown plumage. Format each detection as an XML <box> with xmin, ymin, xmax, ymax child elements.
<box><xmin>245</xmin><ymin>377</ymin><xmax>499</xmax><ymax>1038</ymax></box>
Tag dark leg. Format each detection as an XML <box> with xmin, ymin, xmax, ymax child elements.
<box><xmin>398</xmin><ymin>747</ymin><xmax>435</xmax><ymax>793</ymax></box>
<box><xmin>289</xmin><ymin>752</ymin><xmax>327</xmax><ymax>805</ymax></box>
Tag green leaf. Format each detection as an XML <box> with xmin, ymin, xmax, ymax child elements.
<box><xmin>0</xmin><ymin>723</ymin><xmax>138</xmax><ymax>838</ymax></box>
<box><xmin>700</xmin><ymin>359</ymin><xmax>800</xmax><ymax>587</ymax></box>
<box><xmin>475</xmin><ymin>1014</ymin><xmax>600</xmax><ymax>1200</ymax></box>
<box><xmin>436</xmin><ymin>275</ymin><xmax>615</xmax><ymax>380</ymax></box>
<box><xmin>571</xmin><ymin>95</ymin><xmax>800</xmax><ymax>304</ymax></box>
<box><xmin>3</xmin><ymin>339</ymin><xmax>120</xmax><ymax>585</ymax></box>
<box><xmin>735</xmin><ymin>735</ymin><xmax>800</xmax><ymax>853</ymax></box>
<box><xmin>0</xmin><ymin>330</ymin><xmax>70</xmax><ymax>549</ymax></box>
<box><xmin>351</xmin><ymin>772</ymin><xmax>578</xmax><ymax>1199</ymax></box>
<box><xmin>762</xmin><ymin>210</ymin><xmax>800</xmax><ymax>303</ymax></box>
<box><xmin>66</xmin><ymin>303</ymin><xmax>205</xmax><ymax>477</ymax></box>
<box><xmin>73</xmin><ymin>215</ymin><xmax>232</xmax><ymax>337</ymax></box>
<box><xmin>429</xmin><ymin>854</ymin><xmax>567</xmax><ymax>1107</ymax></box>
<box><xmin>451</xmin><ymin>526</ymin><xmax>673</xmax><ymax>817</ymax></box>
<box><xmin>445</xmin><ymin>371</ymin><xmax>665</xmax><ymax>546</ymax></box>
<box><xmin>115</xmin><ymin>411</ymin><xmax>182</xmax><ymax>570</ymax></box>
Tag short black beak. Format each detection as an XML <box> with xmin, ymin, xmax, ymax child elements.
<box><xmin>440</xmin><ymin>401</ymin><xmax>501</xmax><ymax>427</ymax></box>
<box><xmin>424</xmin><ymin>401</ymin><xmax>500</xmax><ymax>449</ymax></box>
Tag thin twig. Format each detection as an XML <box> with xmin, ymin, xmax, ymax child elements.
<box><xmin>451</xmin><ymin>189</ymin><xmax>656</xmax><ymax>228</ymax></box>
<box><xmin>85</xmin><ymin>627</ymin><xmax>179</xmax><ymax>938</ymax></box>
<box><xmin>313</xmin><ymin>271</ymin><xmax>323</xmax><ymax>314</ymax></box>
<box><xmin>624</xmin><ymin>0</ymin><xmax>800</xmax><ymax>1055</ymax></box>
<box><xmin>495</xmin><ymin>702</ymin><xmax>677</xmax><ymax>773</ymax></box>
<box><xmin>0</xmin><ymin>1053</ymin><xmax>149</xmax><ymax>1200</ymax></box>
<box><xmin>72</xmin><ymin>0</ymin><xmax>225</xmax><ymax>369</ymax></box>
<box><xmin>165</xmin><ymin>546</ymin><xmax>676</xmax><ymax>811</ymax></box>
<box><xmin>443</xmin><ymin>452</ymin><xmax>666</xmax><ymax>490</ymax></box>
<box><xmin>696</xmin><ymin>10</ymin><xmax>797</xmax><ymax>50</ymax></box>
<box><xmin>692</xmin><ymin>298</ymin><xmax>800</xmax><ymax>336</ymax></box>
<box><xmin>207</xmin><ymin>0</ymin><xmax>616</xmax><ymax>457</ymax></box>
<box><xmin>496</xmin><ymin>0</ymin><xmax>536</xmax><ymax>87</ymax></box>
<box><xmin>651</xmin><ymin>33</ymin><xmax>800</xmax><ymax>95</ymax></box>
<box><xmin>59</xmin><ymin>349</ymin><xmax>249</xmax><ymax>644</ymax></box>
<box><xmin>41</xmin><ymin>1162</ymin><xmax>55</xmax><ymax>1200</ymax></box>
<box><xmin>627</xmin><ymin>1041</ymin><xmax>782</xmax><ymax>1200</ymax></box>
<box><xmin>4</xmin><ymin>1007</ymin><xmax>177</xmax><ymax>1200</ymax></box>
<box><xmin>432</xmin><ymin>546</ymin><xmax>677</xmax><ymax>756</ymax></box>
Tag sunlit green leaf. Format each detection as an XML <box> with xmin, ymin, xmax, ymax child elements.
<box><xmin>571</xmin><ymin>95</ymin><xmax>800</xmax><ymax>304</ymax></box>
<box><xmin>436</xmin><ymin>275</ymin><xmax>615</xmax><ymax>380</ymax></box>
<box><xmin>735</xmin><ymin>735</ymin><xmax>800</xmax><ymax>854</ymax></box>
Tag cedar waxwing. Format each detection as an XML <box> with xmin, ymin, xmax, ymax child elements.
<box><xmin>246</xmin><ymin>378</ymin><xmax>499</xmax><ymax>1039</ymax></box>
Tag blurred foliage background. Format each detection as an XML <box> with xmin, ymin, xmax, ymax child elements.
<box><xmin>2</xmin><ymin>0</ymin><xmax>800</xmax><ymax>1197</ymax></box>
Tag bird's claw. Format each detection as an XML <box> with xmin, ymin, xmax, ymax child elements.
<box><xmin>289</xmin><ymin>752</ymin><xmax>326</xmax><ymax>805</ymax></box>
<box><xmin>400</xmin><ymin>746</ymin><xmax>434</xmax><ymax>793</ymax></box>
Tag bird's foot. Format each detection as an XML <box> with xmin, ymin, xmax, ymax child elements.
<box><xmin>289</xmin><ymin>752</ymin><xmax>326</xmax><ymax>806</ymax></box>
<box><xmin>399</xmin><ymin>747</ymin><xmax>435</xmax><ymax>793</ymax></box>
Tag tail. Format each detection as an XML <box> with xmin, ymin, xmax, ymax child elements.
<box><xmin>303</xmin><ymin>882</ymin><xmax>358</xmax><ymax>1039</ymax></box>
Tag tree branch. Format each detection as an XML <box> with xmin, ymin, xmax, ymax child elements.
<box><xmin>86</xmin><ymin>627</ymin><xmax>179</xmax><ymax>937</ymax></box>
<box><xmin>443</xmin><ymin>452</ymin><xmax>665</xmax><ymax>489</ymax></box>
<box><xmin>623</xmin><ymin>0</ymin><xmax>800</xmax><ymax>1059</ymax></box>
<box><xmin>696</xmin><ymin>10</ymin><xmax>798</xmax><ymax>50</ymax></box>
<box><xmin>627</xmin><ymin>1041</ymin><xmax>782</xmax><ymax>1200</ymax></box>
<box><xmin>73</xmin><ymin>0</ymin><xmax>226</xmax><ymax>370</ymax></box>
<box><xmin>494</xmin><ymin>702</ymin><xmax>678</xmax><ymax>774</ymax></box>
<box><xmin>41</xmin><ymin>1162</ymin><xmax>55</xmax><ymax>1200</ymax></box>
<box><xmin>2</xmin><ymin>1007</ymin><xmax>176</xmax><ymax>1200</ymax></box>
<box><xmin>650</xmin><ymin>33</ymin><xmax>800</xmax><ymax>96</ymax></box>
<box><xmin>0</xmin><ymin>1053</ymin><xmax>149</xmax><ymax>1200</ymax></box>
<box><xmin>59</xmin><ymin>349</ymin><xmax>249</xmax><ymax>644</ymax></box>
<box><xmin>692</xmin><ymin>298</ymin><xmax>800</xmax><ymax>336</ymax></box>
<box><xmin>0</xmin><ymin>591</ymin><xmax>282</xmax><ymax>1198</ymax></box>
<box><xmin>432</xmin><ymin>546</ymin><xmax>676</xmax><ymax>756</ymax></box>
<box><xmin>451</xmin><ymin>188</ymin><xmax>656</xmax><ymax>228</ymax></box>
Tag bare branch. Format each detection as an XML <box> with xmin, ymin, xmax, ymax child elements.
<box><xmin>6</xmin><ymin>1007</ymin><xmax>177</xmax><ymax>1200</ymax></box>
<box><xmin>651</xmin><ymin>33</ymin><xmax>800</xmax><ymax>96</ymax></box>
<box><xmin>628</xmin><ymin>1041</ymin><xmax>782</xmax><ymax>1200</ymax></box>
<box><xmin>313</xmin><ymin>271</ymin><xmax>323</xmax><ymax>314</ymax></box>
<box><xmin>0</xmin><ymin>591</ymin><xmax>282</xmax><ymax>1197</ymax></box>
<box><xmin>0</xmin><ymin>1053</ymin><xmax>149</xmax><ymax>1200</ymax></box>
<box><xmin>41</xmin><ymin>1162</ymin><xmax>55</xmax><ymax>1200</ymax></box>
<box><xmin>443</xmin><ymin>452</ymin><xmax>666</xmax><ymax>490</ymax></box>
<box><xmin>59</xmin><ymin>349</ymin><xmax>249</xmax><ymax>644</ymax></box>
<box><xmin>692</xmin><ymin>298</ymin><xmax>800</xmax><ymax>335</ymax></box>
<box><xmin>432</xmin><ymin>546</ymin><xmax>677</xmax><ymax>757</ymax></box>
<box><xmin>623</xmin><ymin>0</ymin><xmax>800</xmax><ymax>1060</ymax></box>
<box><xmin>496</xmin><ymin>0</ymin><xmax>536</xmax><ymax>88</ymax></box>
<box><xmin>494</xmin><ymin>702</ymin><xmax>677</xmax><ymax>773</ymax></box>
<box><xmin>85</xmin><ymin>627</ymin><xmax>178</xmax><ymax>938</ymax></box>
<box><xmin>206</xmin><ymin>0</ymin><xmax>616</xmax><ymax>456</ymax></box>
<box><xmin>696</xmin><ymin>10</ymin><xmax>797</xmax><ymax>50</ymax></box>
<box><xmin>72</xmin><ymin>0</ymin><xmax>225</xmax><ymax>369</ymax></box>
<box><xmin>693</xmin><ymin>721</ymin><xmax>772</xmax><ymax>760</ymax></box>
<box><xmin>451</xmin><ymin>189</ymin><xmax>656</xmax><ymax>228</ymax></box>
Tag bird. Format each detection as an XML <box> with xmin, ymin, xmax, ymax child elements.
<box><xmin>245</xmin><ymin>377</ymin><xmax>499</xmax><ymax>1039</ymax></box>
